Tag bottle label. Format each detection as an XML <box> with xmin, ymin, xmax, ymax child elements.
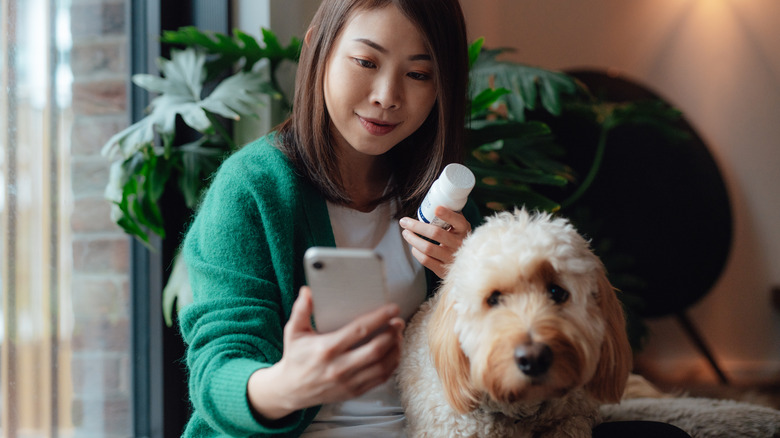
<box><xmin>417</xmin><ymin>206</ymin><xmax>431</xmax><ymax>224</ymax></box>
<box><xmin>418</xmin><ymin>206</ymin><xmax>452</xmax><ymax>230</ymax></box>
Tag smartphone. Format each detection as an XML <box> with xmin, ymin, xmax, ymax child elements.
<box><xmin>303</xmin><ymin>247</ymin><xmax>388</xmax><ymax>333</ymax></box>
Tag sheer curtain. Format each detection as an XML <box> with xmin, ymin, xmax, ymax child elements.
<box><xmin>1</xmin><ymin>0</ymin><xmax>132</xmax><ymax>437</ymax></box>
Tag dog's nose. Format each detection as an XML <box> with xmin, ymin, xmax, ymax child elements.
<box><xmin>514</xmin><ymin>343</ymin><xmax>553</xmax><ymax>377</ymax></box>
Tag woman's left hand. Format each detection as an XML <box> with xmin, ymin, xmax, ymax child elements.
<box><xmin>399</xmin><ymin>206</ymin><xmax>471</xmax><ymax>278</ymax></box>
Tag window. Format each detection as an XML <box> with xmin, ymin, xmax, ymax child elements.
<box><xmin>1</xmin><ymin>0</ymin><xmax>133</xmax><ymax>436</ymax></box>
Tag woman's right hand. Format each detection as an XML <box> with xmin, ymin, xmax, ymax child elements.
<box><xmin>247</xmin><ymin>286</ymin><xmax>405</xmax><ymax>421</ymax></box>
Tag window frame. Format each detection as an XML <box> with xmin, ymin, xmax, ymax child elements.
<box><xmin>129</xmin><ymin>2</ymin><xmax>230</xmax><ymax>437</ymax></box>
<box><xmin>129</xmin><ymin>2</ymin><xmax>164</xmax><ymax>436</ymax></box>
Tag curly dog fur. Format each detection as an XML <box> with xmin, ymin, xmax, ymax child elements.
<box><xmin>397</xmin><ymin>209</ymin><xmax>632</xmax><ymax>437</ymax></box>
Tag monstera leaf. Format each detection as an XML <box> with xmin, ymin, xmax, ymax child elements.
<box><xmin>101</xmin><ymin>45</ymin><xmax>276</xmax><ymax>246</ymax></box>
<box><xmin>469</xmin><ymin>47</ymin><xmax>579</xmax><ymax>121</ymax></box>
<box><xmin>102</xmin><ymin>49</ymin><xmax>267</xmax><ymax>160</ymax></box>
<box><xmin>162</xmin><ymin>26</ymin><xmax>301</xmax><ymax>104</ymax></box>
<box><xmin>102</xmin><ymin>27</ymin><xmax>303</xmax><ymax>248</ymax></box>
<box><xmin>465</xmin><ymin>42</ymin><xmax>579</xmax><ymax>215</ymax></box>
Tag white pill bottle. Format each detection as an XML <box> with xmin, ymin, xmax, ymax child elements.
<box><xmin>417</xmin><ymin>163</ymin><xmax>475</xmax><ymax>230</ymax></box>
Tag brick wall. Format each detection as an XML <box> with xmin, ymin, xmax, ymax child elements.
<box><xmin>69</xmin><ymin>0</ymin><xmax>132</xmax><ymax>436</ymax></box>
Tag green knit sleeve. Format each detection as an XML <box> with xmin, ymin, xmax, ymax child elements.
<box><xmin>179</xmin><ymin>139</ymin><xmax>318</xmax><ymax>437</ymax></box>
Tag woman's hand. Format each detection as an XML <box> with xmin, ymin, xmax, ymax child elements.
<box><xmin>399</xmin><ymin>206</ymin><xmax>472</xmax><ymax>278</ymax></box>
<box><xmin>247</xmin><ymin>286</ymin><xmax>405</xmax><ymax>421</ymax></box>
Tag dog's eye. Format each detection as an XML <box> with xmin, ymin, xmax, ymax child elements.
<box><xmin>486</xmin><ymin>291</ymin><xmax>502</xmax><ymax>307</ymax></box>
<box><xmin>548</xmin><ymin>284</ymin><xmax>570</xmax><ymax>304</ymax></box>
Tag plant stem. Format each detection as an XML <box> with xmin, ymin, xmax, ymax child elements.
<box><xmin>561</xmin><ymin>126</ymin><xmax>610</xmax><ymax>209</ymax></box>
<box><xmin>205</xmin><ymin>111</ymin><xmax>237</xmax><ymax>151</ymax></box>
<box><xmin>269</xmin><ymin>68</ymin><xmax>290</xmax><ymax>114</ymax></box>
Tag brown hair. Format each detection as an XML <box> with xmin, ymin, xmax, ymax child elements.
<box><xmin>276</xmin><ymin>0</ymin><xmax>469</xmax><ymax>218</ymax></box>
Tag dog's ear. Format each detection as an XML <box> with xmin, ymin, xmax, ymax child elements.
<box><xmin>428</xmin><ymin>287</ymin><xmax>479</xmax><ymax>413</ymax></box>
<box><xmin>586</xmin><ymin>273</ymin><xmax>633</xmax><ymax>403</ymax></box>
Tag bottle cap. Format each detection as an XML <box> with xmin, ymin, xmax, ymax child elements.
<box><xmin>439</xmin><ymin>163</ymin><xmax>475</xmax><ymax>200</ymax></box>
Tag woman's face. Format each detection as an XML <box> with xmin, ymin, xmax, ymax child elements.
<box><xmin>323</xmin><ymin>5</ymin><xmax>437</xmax><ymax>160</ymax></box>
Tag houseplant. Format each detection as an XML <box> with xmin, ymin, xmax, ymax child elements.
<box><xmin>102</xmin><ymin>27</ymin><xmax>684</xmax><ymax>349</ymax></box>
<box><xmin>102</xmin><ymin>27</ymin><xmax>301</xmax><ymax>247</ymax></box>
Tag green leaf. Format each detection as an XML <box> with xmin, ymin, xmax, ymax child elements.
<box><xmin>470</xmin><ymin>51</ymin><xmax>579</xmax><ymax>121</ymax></box>
<box><xmin>260</xmin><ymin>28</ymin><xmax>284</xmax><ymax>58</ymax></box>
<box><xmin>162</xmin><ymin>26</ymin><xmax>222</xmax><ymax>50</ymax></box>
<box><xmin>162</xmin><ymin>253</ymin><xmax>193</xmax><ymax>327</ymax></box>
<box><xmin>468</xmin><ymin>163</ymin><xmax>568</xmax><ymax>186</ymax></box>
<box><xmin>133</xmin><ymin>191</ymin><xmax>165</xmax><ymax>237</ymax></box>
<box><xmin>200</xmin><ymin>71</ymin><xmax>267</xmax><ymax>120</ymax></box>
<box><xmin>123</xmin><ymin>163</ymin><xmax>163</xmax><ymax>236</ymax></box>
<box><xmin>472</xmin><ymin>182</ymin><xmax>561</xmax><ymax>213</ymax></box>
<box><xmin>161</xmin><ymin>26</ymin><xmax>301</xmax><ymax>77</ymax></box>
<box><xmin>101</xmin><ymin>49</ymin><xmax>209</xmax><ymax>160</ymax></box>
<box><xmin>175</xmin><ymin>138</ymin><xmax>225</xmax><ymax>207</ymax></box>
<box><xmin>101</xmin><ymin>48</ymin><xmax>270</xmax><ymax>162</ymax></box>
<box><xmin>106</xmin><ymin>148</ymin><xmax>167</xmax><ymax>244</ymax></box>
<box><xmin>499</xmin><ymin>138</ymin><xmax>571</xmax><ymax>177</ymax></box>
<box><xmin>467</xmin><ymin>121</ymin><xmax>551</xmax><ymax>148</ymax></box>
<box><xmin>468</xmin><ymin>37</ymin><xmax>484</xmax><ymax>69</ymax></box>
<box><xmin>604</xmin><ymin>100</ymin><xmax>686</xmax><ymax>138</ymax></box>
<box><xmin>104</xmin><ymin>26</ymin><xmax>303</xmax><ymax>246</ymax></box>
<box><xmin>116</xmin><ymin>212</ymin><xmax>152</xmax><ymax>247</ymax></box>
<box><xmin>157</xmin><ymin>48</ymin><xmax>206</xmax><ymax>98</ymax></box>
<box><xmin>470</xmin><ymin>87</ymin><xmax>511</xmax><ymax>116</ymax></box>
<box><xmin>101</xmin><ymin>122</ymin><xmax>155</xmax><ymax>160</ymax></box>
<box><xmin>235</xmin><ymin>30</ymin><xmax>262</xmax><ymax>54</ymax></box>
<box><xmin>147</xmin><ymin>151</ymin><xmax>172</xmax><ymax>202</ymax></box>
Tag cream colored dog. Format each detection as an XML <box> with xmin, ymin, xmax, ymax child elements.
<box><xmin>398</xmin><ymin>209</ymin><xmax>632</xmax><ymax>437</ymax></box>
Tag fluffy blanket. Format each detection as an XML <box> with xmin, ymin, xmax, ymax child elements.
<box><xmin>600</xmin><ymin>397</ymin><xmax>780</xmax><ymax>438</ymax></box>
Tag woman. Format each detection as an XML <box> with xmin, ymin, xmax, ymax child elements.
<box><xmin>179</xmin><ymin>0</ymin><xmax>476</xmax><ymax>436</ymax></box>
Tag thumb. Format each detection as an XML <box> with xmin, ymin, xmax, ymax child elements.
<box><xmin>285</xmin><ymin>286</ymin><xmax>314</xmax><ymax>340</ymax></box>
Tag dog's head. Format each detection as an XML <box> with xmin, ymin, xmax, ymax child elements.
<box><xmin>428</xmin><ymin>209</ymin><xmax>632</xmax><ymax>413</ymax></box>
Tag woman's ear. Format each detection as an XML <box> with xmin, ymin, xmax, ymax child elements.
<box><xmin>428</xmin><ymin>287</ymin><xmax>479</xmax><ymax>413</ymax></box>
<box><xmin>304</xmin><ymin>27</ymin><xmax>314</xmax><ymax>46</ymax></box>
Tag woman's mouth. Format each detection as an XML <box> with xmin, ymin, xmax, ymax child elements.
<box><xmin>359</xmin><ymin>116</ymin><xmax>398</xmax><ymax>136</ymax></box>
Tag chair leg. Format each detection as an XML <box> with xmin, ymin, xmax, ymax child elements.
<box><xmin>675</xmin><ymin>311</ymin><xmax>730</xmax><ymax>385</ymax></box>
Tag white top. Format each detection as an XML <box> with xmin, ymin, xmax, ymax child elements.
<box><xmin>301</xmin><ymin>199</ymin><xmax>426</xmax><ymax>437</ymax></box>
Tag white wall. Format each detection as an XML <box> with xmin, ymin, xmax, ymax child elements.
<box><xmin>234</xmin><ymin>0</ymin><xmax>780</xmax><ymax>383</ymax></box>
<box><xmin>461</xmin><ymin>0</ymin><xmax>780</xmax><ymax>383</ymax></box>
<box><xmin>230</xmin><ymin>0</ymin><xmax>320</xmax><ymax>143</ymax></box>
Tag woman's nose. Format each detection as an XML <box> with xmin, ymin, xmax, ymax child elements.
<box><xmin>372</xmin><ymin>76</ymin><xmax>401</xmax><ymax>110</ymax></box>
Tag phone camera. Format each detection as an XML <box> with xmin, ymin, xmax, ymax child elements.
<box><xmin>312</xmin><ymin>261</ymin><xmax>324</xmax><ymax>270</ymax></box>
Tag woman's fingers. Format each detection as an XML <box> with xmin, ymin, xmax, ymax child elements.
<box><xmin>400</xmin><ymin>208</ymin><xmax>470</xmax><ymax>247</ymax></box>
<box><xmin>331</xmin><ymin>319</ymin><xmax>405</xmax><ymax>396</ymax></box>
<box><xmin>284</xmin><ymin>286</ymin><xmax>315</xmax><ymax>342</ymax></box>
<box><xmin>330</xmin><ymin>303</ymin><xmax>401</xmax><ymax>352</ymax></box>
<box><xmin>399</xmin><ymin>206</ymin><xmax>471</xmax><ymax>277</ymax></box>
<box><xmin>435</xmin><ymin>206</ymin><xmax>471</xmax><ymax>238</ymax></box>
<box><xmin>275</xmin><ymin>302</ymin><xmax>404</xmax><ymax>407</ymax></box>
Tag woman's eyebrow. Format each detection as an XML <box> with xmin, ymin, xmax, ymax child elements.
<box><xmin>353</xmin><ymin>38</ymin><xmax>431</xmax><ymax>61</ymax></box>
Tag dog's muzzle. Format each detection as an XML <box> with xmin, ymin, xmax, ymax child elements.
<box><xmin>514</xmin><ymin>343</ymin><xmax>553</xmax><ymax>377</ymax></box>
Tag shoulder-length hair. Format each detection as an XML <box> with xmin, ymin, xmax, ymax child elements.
<box><xmin>276</xmin><ymin>0</ymin><xmax>469</xmax><ymax>218</ymax></box>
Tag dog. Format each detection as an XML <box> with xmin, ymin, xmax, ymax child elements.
<box><xmin>397</xmin><ymin>209</ymin><xmax>633</xmax><ymax>437</ymax></box>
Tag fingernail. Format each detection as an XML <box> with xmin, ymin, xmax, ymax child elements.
<box><xmin>399</xmin><ymin>217</ymin><xmax>410</xmax><ymax>228</ymax></box>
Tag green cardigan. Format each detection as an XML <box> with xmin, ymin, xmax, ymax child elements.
<box><xmin>179</xmin><ymin>134</ymin><xmax>480</xmax><ymax>437</ymax></box>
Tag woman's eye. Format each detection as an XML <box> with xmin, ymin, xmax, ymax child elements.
<box><xmin>354</xmin><ymin>58</ymin><xmax>376</xmax><ymax>69</ymax></box>
<box><xmin>548</xmin><ymin>284</ymin><xmax>570</xmax><ymax>304</ymax></box>
<box><xmin>486</xmin><ymin>290</ymin><xmax>502</xmax><ymax>307</ymax></box>
<box><xmin>407</xmin><ymin>71</ymin><xmax>430</xmax><ymax>81</ymax></box>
